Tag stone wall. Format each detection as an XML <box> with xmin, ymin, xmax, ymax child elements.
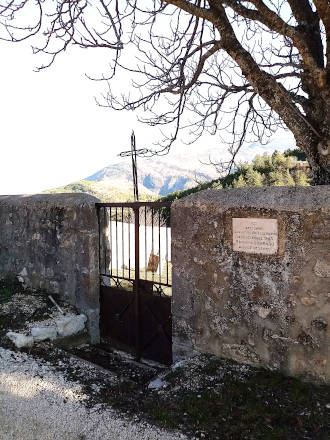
<box><xmin>172</xmin><ymin>186</ymin><xmax>330</xmax><ymax>383</ymax></box>
<box><xmin>0</xmin><ymin>194</ymin><xmax>100</xmax><ymax>343</ymax></box>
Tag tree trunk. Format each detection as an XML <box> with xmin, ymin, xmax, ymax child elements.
<box><xmin>298</xmin><ymin>138</ymin><xmax>330</xmax><ymax>185</ymax></box>
<box><xmin>312</xmin><ymin>163</ymin><xmax>330</xmax><ymax>186</ymax></box>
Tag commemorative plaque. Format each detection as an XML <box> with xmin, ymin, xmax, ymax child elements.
<box><xmin>232</xmin><ymin>218</ymin><xmax>278</xmax><ymax>255</ymax></box>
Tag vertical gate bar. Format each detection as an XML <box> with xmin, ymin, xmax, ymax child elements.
<box><xmin>122</xmin><ymin>207</ymin><xmax>124</xmax><ymax>278</ymax></box>
<box><xmin>115</xmin><ymin>207</ymin><xmax>118</xmax><ymax>277</ymax></box>
<box><xmin>134</xmin><ymin>206</ymin><xmax>141</xmax><ymax>361</ymax></box>
<box><xmin>109</xmin><ymin>207</ymin><xmax>112</xmax><ymax>277</ymax></box>
<box><xmin>166</xmin><ymin>222</ymin><xmax>169</xmax><ymax>285</ymax></box>
<box><xmin>103</xmin><ymin>208</ymin><xmax>107</xmax><ymax>275</ymax></box>
<box><xmin>128</xmin><ymin>209</ymin><xmax>131</xmax><ymax>280</ymax></box>
<box><xmin>97</xmin><ymin>206</ymin><xmax>101</xmax><ymax>276</ymax></box>
<box><xmin>145</xmin><ymin>206</ymin><xmax>147</xmax><ymax>280</ymax></box>
<box><xmin>158</xmin><ymin>209</ymin><xmax>161</xmax><ymax>284</ymax></box>
<box><xmin>151</xmin><ymin>207</ymin><xmax>154</xmax><ymax>281</ymax></box>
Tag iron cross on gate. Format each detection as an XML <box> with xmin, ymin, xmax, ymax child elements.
<box><xmin>118</xmin><ymin>131</ymin><xmax>149</xmax><ymax>201</ymax></box>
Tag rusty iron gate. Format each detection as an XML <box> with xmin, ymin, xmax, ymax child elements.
<box><xmin>96</xmin><ymin>202</ymin><xmax>172</xmax><ymax>365</ymax></box>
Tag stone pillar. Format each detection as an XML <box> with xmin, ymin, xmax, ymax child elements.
<box><xmin>171</xmin><ymin>186</ymin><xmax>330</xmax><ymax>383</ymax></box>
<box><xmin>0</xmin><ymin>194</ymin><xmax>100</xmax><ymax>343</ymax></box>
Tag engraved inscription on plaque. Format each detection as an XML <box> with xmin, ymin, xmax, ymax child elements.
<box><xmin>232</xmin><ymin>218</ymin><xmax>278</xmax><ymax>255</ymax></box>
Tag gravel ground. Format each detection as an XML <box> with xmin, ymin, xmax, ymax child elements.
<box><xmin>0</xmin><ymin>348</ymin><xmax>186</xmax><ymax>440</ymax></box>
<box><xmin>0</xmin><ymin>282</ymin><xmax>185</xmax><ymax>440</ymax></box>
<box><xmin>1</xmin><ymin>280</ymin><xmax>330</xmax><ymax>440</ymax></box>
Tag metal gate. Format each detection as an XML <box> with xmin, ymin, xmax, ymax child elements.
<box><xmin>96</xmin><ymin>202</ymin><xmax>172</xmax><ymax>365</ymax></box>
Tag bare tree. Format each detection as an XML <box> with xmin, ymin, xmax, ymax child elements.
<box><xmin>1</xmin><ymin>1</ymin><xmax>329</xmax><ymax>184</ymax></box>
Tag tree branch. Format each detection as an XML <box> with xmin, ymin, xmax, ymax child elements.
<box><xmin>313</xmin><ymin>0</ymin><xmax>330</xmax><ymax>77</ymax></box>
<box><xmin>207</xmin><ymin>0</ymin><xmax>317</xmax><ymax>142</ymax></box>
<box><xmin>221</xmin><ymin>0</ymin><xmax>325</xmax><ymax>84</ymax></box>
<box><xmin>161</xmin><ymin>0</ymin><xmax>214</xmax><ymax>21</ymax></box>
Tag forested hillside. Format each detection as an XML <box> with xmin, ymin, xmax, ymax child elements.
<box><xmin>159</xmin><ymin>149</ymin><xmax>309</xmax><ymax>204</ymax></box>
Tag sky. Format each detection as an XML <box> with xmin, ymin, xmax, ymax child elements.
<box><xmin>0</xmin><ymin>41</ymin><xmax>141</xmax><ymax>194</ymax></box>
<box><xmin>0</xmin><ymin>37</ymin><xmax>296</xmax><ymax>195</ymax></box>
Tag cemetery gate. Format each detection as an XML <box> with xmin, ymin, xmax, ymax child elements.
<box><xmin>96</xmin><ymin>202</ymin><xmax>172</xmax><ymax>365</ymax></box>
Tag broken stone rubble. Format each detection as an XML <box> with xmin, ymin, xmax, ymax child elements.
<box><xmin>56</xmin><ymin>314</ymin><xmax>87</xmax><ymax>337</ymax></box>
<box><xmin>6</xmin><ymin>332</ymin><xmax>34</xmax><ymax>348</ymax></box>
<box><xmin>31</xmin><ymin>326</ymin><xmax>57</xmax><ymax>341</ymax></box>
<box><xmin>6</xmin><ymin>314</ymin><xmax>87</xmax><ymax>348</ymax></box>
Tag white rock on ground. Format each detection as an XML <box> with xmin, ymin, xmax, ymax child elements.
<box><xmin>148</xmin><ymin>377</ymin><xmax>166</xmax><ymax>390</ymax></box>
<box><xmin>6</xmin><ymin>332</ymin><xmax>34</xmax><ymax>348</ymax></box>
<box><xmin>55</xmin><ymin>314</ymin><xmax>87</xmax><ymax>337</ymax></box>
<box><xmin>31</xmin><ymin>326</ymin><xmax>58</xmax><ymax>341</ymax></box>
<box><xmin>0</xmin><ymin>347</ymin><xmax>186</xmax><ymax>440</ymax></box>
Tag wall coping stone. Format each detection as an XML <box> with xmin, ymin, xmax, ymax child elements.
<box><xmin>0</xmin><ymin>193</ymin><xmax>100</xmax><ymax>207</ymax></box>
<box><xmin>173</xmin><ymin>186</ymin><xmax>330</xmax><ymax>211</ymax></box>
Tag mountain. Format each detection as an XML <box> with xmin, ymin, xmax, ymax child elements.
<box><xmin>43</xmin><ymin>158</ymin><xmax>217</xmax><ymax>201</ymax></box>
<box><xmin>43</xmin><ymin>132</ymin><xmax>297</xmax><ymax>201</ymax></box>
<box><xmin>85</xmin><ymin>158</ymin><xmax>217</xmax><ymax>196</ymax></box>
